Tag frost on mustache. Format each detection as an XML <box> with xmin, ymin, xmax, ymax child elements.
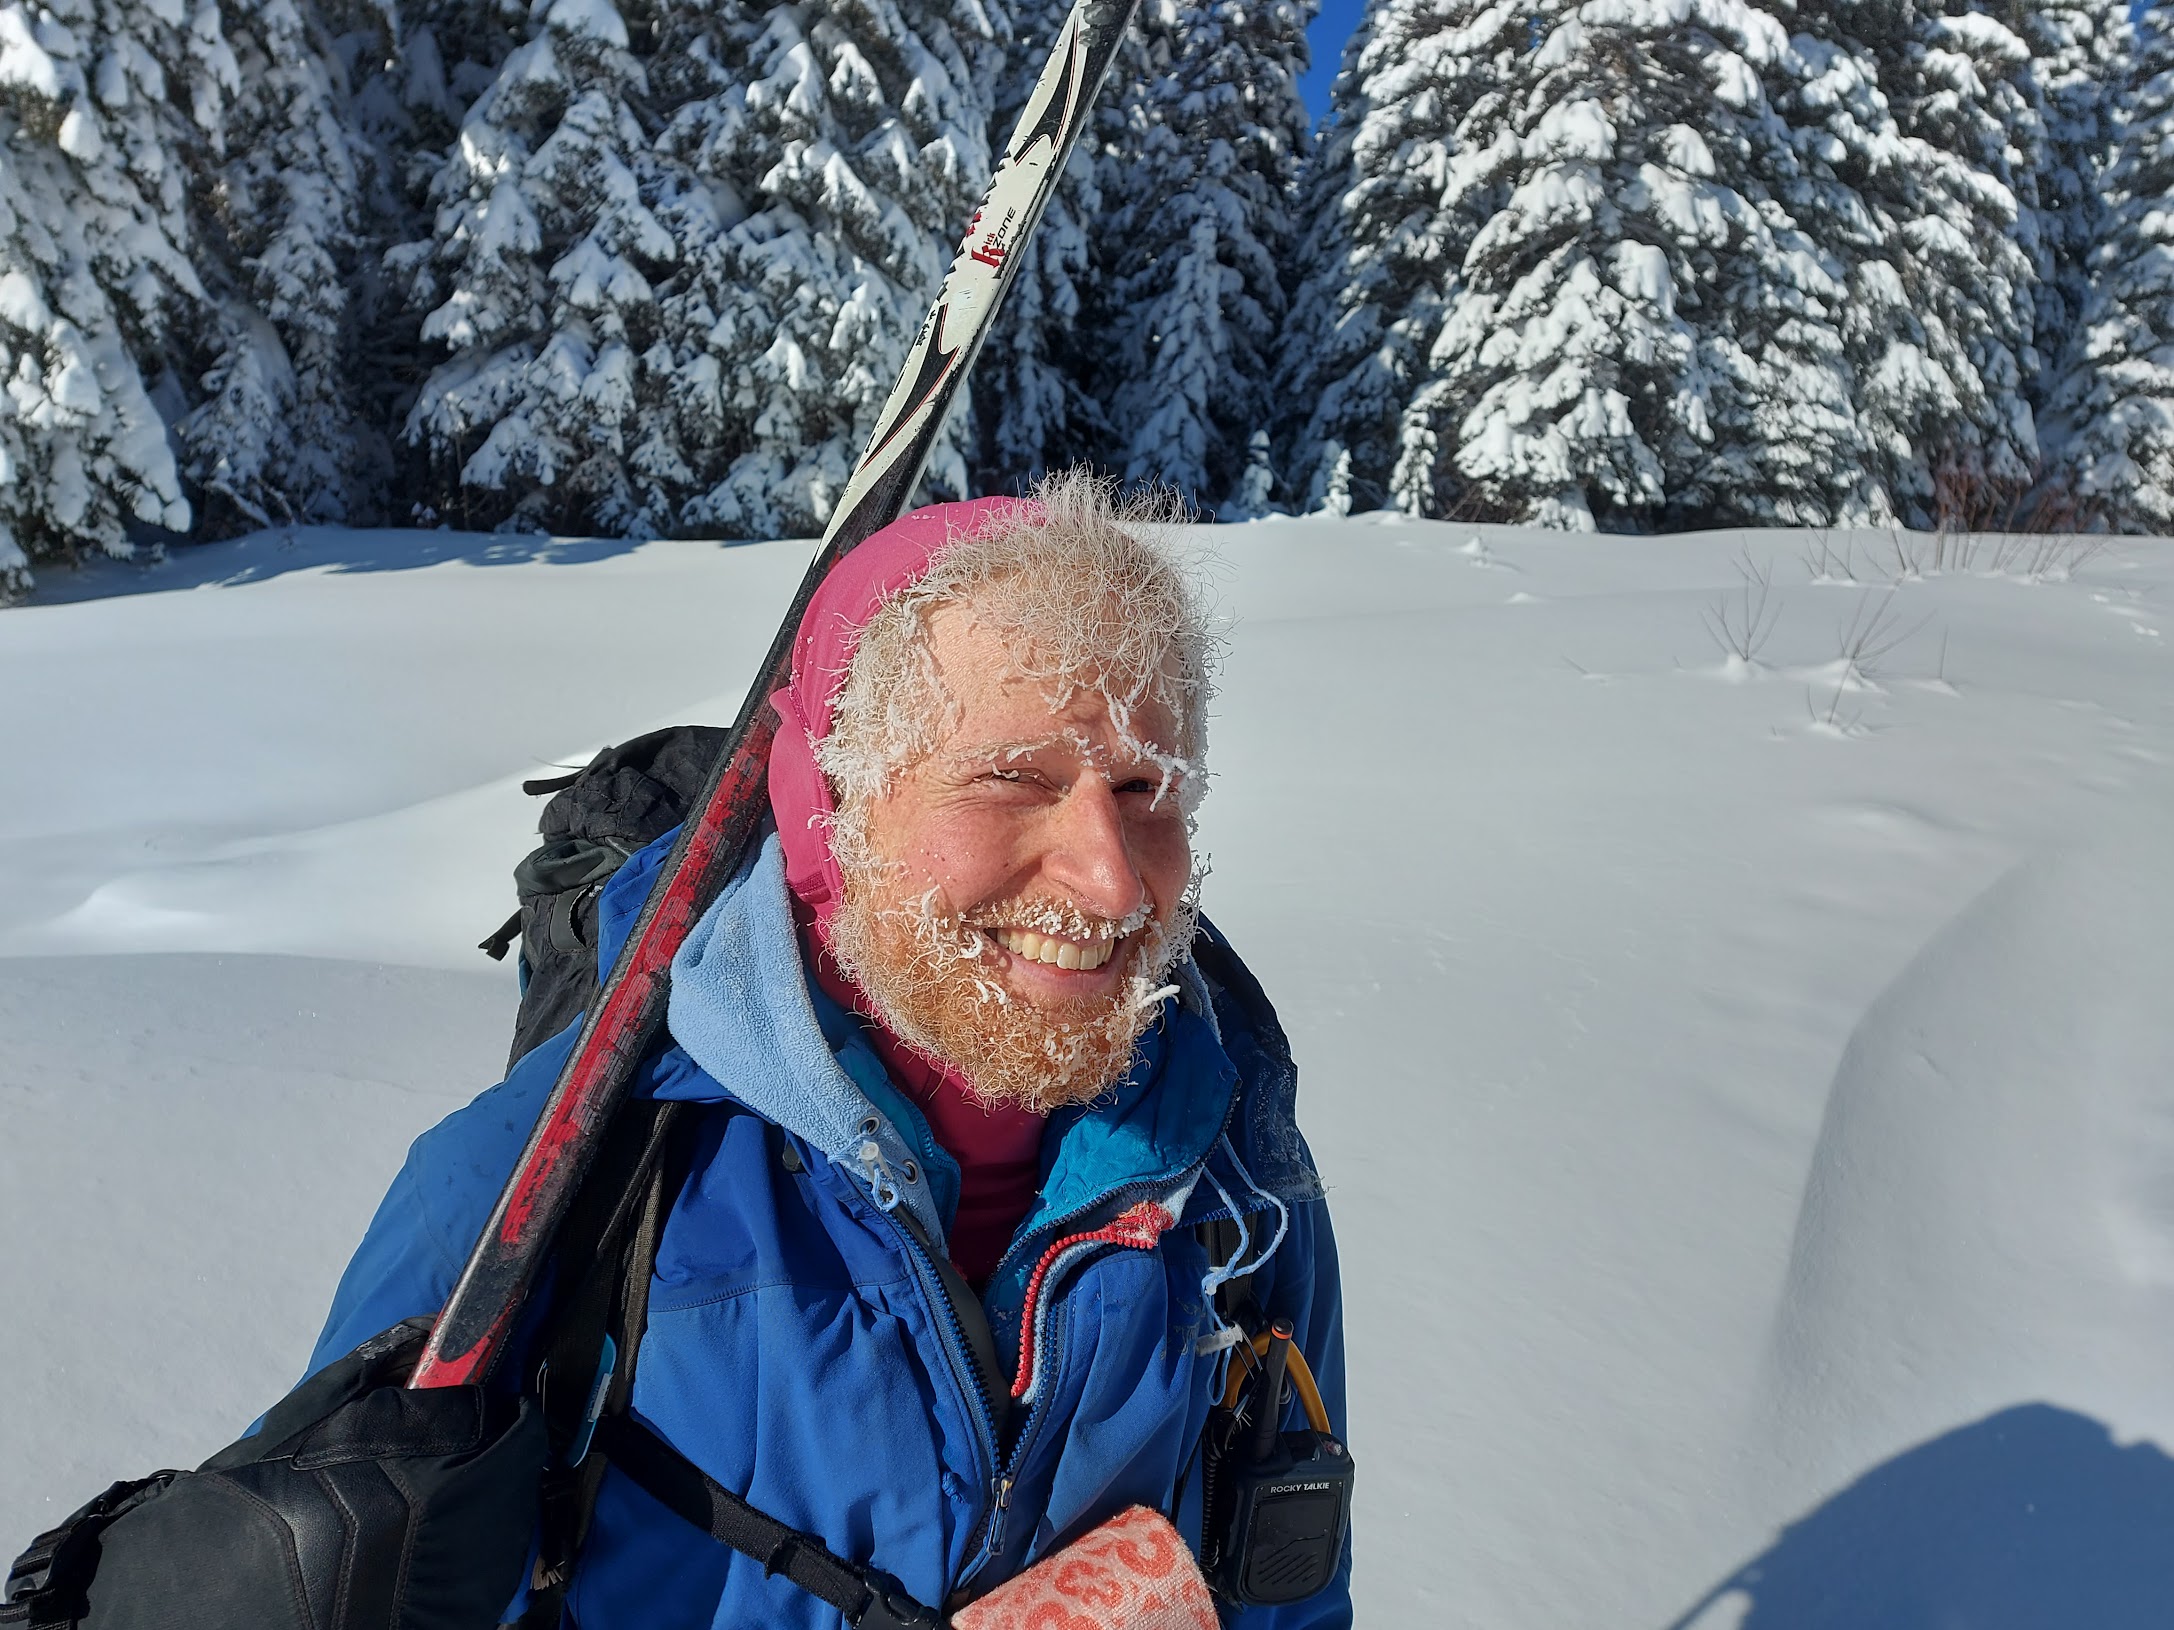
<box><xmin>970</xmin><ymin>893</ymin><xmax>1155</xmax><ymax>943</ymax></box>
<box><xmin>827</xmin><ymin>858</ymin><xmax>1207</xmax><ymax>1113</ymax></box>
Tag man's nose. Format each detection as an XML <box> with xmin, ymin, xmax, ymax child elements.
<box><xmin>1042</xmin><ymin>774</ymin><xmax>1148</xmax><ymax>921</ymax></box>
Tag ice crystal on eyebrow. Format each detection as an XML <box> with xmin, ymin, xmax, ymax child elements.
<box><xmin>815</xmin><ymin>470</ymin><xmax>1222</xmax><ymax>874</ymax></box>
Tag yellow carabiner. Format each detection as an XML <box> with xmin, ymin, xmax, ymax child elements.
<box><xmin>1218</xmin><ymin>1329</ymin><xmax>1333</xmax><ymax>1436</ymax></box>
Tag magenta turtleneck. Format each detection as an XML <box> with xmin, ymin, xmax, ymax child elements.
<box><xmin>795</xmin><ymin>899</ymin><xmax>1046</xmax><ymax>1288</ymax></box>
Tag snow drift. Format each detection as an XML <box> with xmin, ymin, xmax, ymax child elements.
<box><xmin>3</xmin><ymin>515</ymin><xmax>2171</xmax><ymax>1627</ymax></box>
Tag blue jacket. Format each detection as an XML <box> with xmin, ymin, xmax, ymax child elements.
<box><xmin>310</xmin><ymin>832</ymin><xmax>1351</xmax><ymax>1628</ymax></box>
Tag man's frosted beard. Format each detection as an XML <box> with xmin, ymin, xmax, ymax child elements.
<box><xmin>826</xmin><ymin>864</ymin><xmax>1197</xmax><ymax>1114</ymax></box>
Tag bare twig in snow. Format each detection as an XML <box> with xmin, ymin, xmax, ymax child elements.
<box><xmin>1702</xmin><ymin>549</ymin><xmax>1783</xmax><ymax>664</ymax></box>
<box><xmin>1884</xmin><ymin>525</ymin><xmax>1919</xmax><ymax>584</ymax></box>
<box><xmin>1800</xmin><ymin>530</ymin><xmax>1860</xmax><ymax>584</ymax></box>
<box><xmin>1812</xmin><ymin>589</ymin><xmax>1932</xmax><ymax>727</ymax></box>
<box><xmin>2025</xmin><ymin>532</ymin><xmax>2106</xmax><ymax>582</ymax></box>
<box><xmin>1837</xmin><ymin>587</ymin><xmax>1931</xmax><ymax>682</ymax></box>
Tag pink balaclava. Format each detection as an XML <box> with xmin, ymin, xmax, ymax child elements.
<box><xmin>767</xmin><ymin>495</ymin><xmax>1038</xmax><ymax>938</ymax></box>
<box><xmin>771</xmin><ymin>497</ymin><xmax>1052</xmax><ymax>1291</ymax></box>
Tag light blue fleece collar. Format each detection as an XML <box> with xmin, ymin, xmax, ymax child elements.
<box><xmin>665</xmin><ymin>834</ymin><xmax>952</xmax><ymax>1240</ymax></box>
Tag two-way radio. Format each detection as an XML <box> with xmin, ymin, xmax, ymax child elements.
<box><xmin>1200</xmin><ymin>1319</ymin><xmax>1356</xmax><ymax>1605</ymax></box>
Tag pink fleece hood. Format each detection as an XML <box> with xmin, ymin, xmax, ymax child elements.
<box><xmin>767</xmin><ymin>497</ymin><xmax>1039</xmax><ymax>940</ymax></box>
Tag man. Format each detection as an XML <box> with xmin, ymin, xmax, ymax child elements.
<box><xmin>309</xmin><ymin>474</ymin><xmax>1351</xmax><ymax>1626</ymax></box>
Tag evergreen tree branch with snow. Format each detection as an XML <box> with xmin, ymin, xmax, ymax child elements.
<box><xmin>1829</xmin><ymin>0</ymin><xmax>2042</xmax><ymax>521</ymax></box>
<box><xmin>1277</xmin><ymin>0</ymin><xmax>1517</xmax><ymax>518</ymax></box>
<box><xmin>969</xmin><ymin>0</ymin><xmax>1109</xmax><ymax>493</ymax></box>
<box><xmin>1281</xmin><ymin>0</ymin><xmax>2061</xmax><ymax>531</ymax></box>
<box><xmin>0</xmin><ymin>0</ymin><xmax>229</xmax><ymax>599</ymax></box>
<box><xmin>390</xmin><ymin>0</ymin><xmax>704</xmax><ymax>533</ymax></box>
<box><xmin>1085</xmin><ymin>0</ymin><xmax>1311</xmax><ymax>513</ymax></box>
<box><xmin>390</xmin><ymin>0</ymin><xmax>999</xmax><ymax>538</ymax></box>
<box><xmin>656</xmin><ymin>0</ymin><xmax>1000</xmax><ymax>539</ymax></box>
<box><xmin>2018</xmin><ymin>0</ymin><xmax>2123</xmax><ymax>414</ymax></box>
<box><xmin>1415</xmin><ymin>0</ymin><xmax>1865</xmax><ymax>530</ymax></box>
<box><xmin>181</xmin><ymin>0</ymin><xmax>386</xmax><ymax>532</ymax></box>
<box><xmin>2048</xmin><ymin>1</ymin><xmax>2174</xmax><ymax>529</ymax></box>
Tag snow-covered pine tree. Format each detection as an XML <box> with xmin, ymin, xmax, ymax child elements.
<box><xmin>1815</xmin><ymin>0</ymin><xmax>2040</xmax><ymax>522</ymax></box>
<box><xmin>657</xmin><ymin>0</ymin><xmax>1000</xmax><ymax>537</ymax></box>
<box><xmin>970</xmin><ymin>0</ymin><xmax>1108</xmax><ymax>493</ymax></box>
<box><xmin>399</xmin><ymin>0</ymin><xmax>999</xmax><ymax>537</ymax></box>
<box><xmin>2018</xmin><ymin>0</ymin><xmax>2123</xmax><ymax>408</ymax></box>
<box><xmin>1745</xmin><ymin>24</ymin><xmax>1925</xmax><ymax>528</ymax></box>
<box><xmin>1270</xmin><ymin>26</ymin><xmax>1362</xmax><ymax>516</ymax></box>
<box><xmin>0</xmin><ymin>0</ymin><xmax>232</xmax><ymax>600</ymax></box>
<box><xmin>1088</xmin><ymin>0</ymin><xmax>1311</xmax><ymax>511</ymax></box>
<box><xmin>2053</xmin><ymin>0</ymin><xmax>2174</xmax><ymax>527</ymax></box>
<box><xmin>381</xmin><ymin>0</ymin><xmax>529</xmax><ymax>142</ymax></box>
<box><xmin>1675</xmin><ymin>27</ymin><xmax>1875</xmax><ymax>527</ymax></box>
<box><xmin>1269</xmin><ymin>105</ymin><xmax>1347</xmax><ymax>512</ymax></box>
<box><xmin>392</xmin><ymin>0</ymin><xmax>706</xmax><ymax>533</ymax></box>
<box><xmin>1389</xmin><ymin>0</ymin><xmax>1868</xmax><ymax>529</ymax></box>
<box><xmin>181</xmin><ymin>0</ymin><xmax>386</xmax><ymax>531</ymax></box>
<box><xmin>323</xmin><ymin>0</ymin><xmax>529</xmax><ymax>466</ymax></box>
<box><xmin>1276</xmin><ymin>0</ymin><xmax>1516</xmax><ymax>516</ymax></box>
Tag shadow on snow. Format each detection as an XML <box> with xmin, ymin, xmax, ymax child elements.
<box><xmin>25</xmin><ymin>525</ymin><xmax>776</xmax><ymax>604</ymax></box>
<box><xmin>1667</xmin><ymin>1405</ymin><xmax>2174</xmax><ymax>1630</ymax></box>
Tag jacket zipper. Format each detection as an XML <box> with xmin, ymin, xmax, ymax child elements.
<box><xmin>956</xmin><ymin>1174</ymin><xmax>1194</xmax><ymax>1588</ymax></box>
<box><xmin>884</xmin><ymin>1094</ymin><xmax>1248</xmax><ymax>1594</ymax></box>
<box><xmin>875</xmin><ymin>1207</ymin><xmax>1004</xmax><ymax>1562</ymax></box>
<box><xmin>978</xmin><ymin>1299</ymin><xmax>1062</xmax><ymax>1565</ymax></box>
<box><xmin>884</xmin><ymin>1192</ymin><xmax>1138</xmax><ymax>1594</ymax></box>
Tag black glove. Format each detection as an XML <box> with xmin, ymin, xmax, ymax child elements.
<box><xmin>3</xmin><ymin>1318</ymin><xmax>546</xmax><ymax>1630</ymax></box>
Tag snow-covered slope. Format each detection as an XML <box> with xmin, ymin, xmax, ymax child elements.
<box><xmin>4</xmin><ymin>518</ymin><xmax>2170</xmax><ymax>1627</ymax></box>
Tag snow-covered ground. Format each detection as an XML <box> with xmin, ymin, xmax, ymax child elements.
<box><xmin>4</xmin><ymin>517</ymin><xmax>2171</xmax><ymax>1627</ymax></box>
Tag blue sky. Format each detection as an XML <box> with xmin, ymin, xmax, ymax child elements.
<box><xmin>1299</xmin><ymin>0</ymin><xmax>1367</xmax><ymax>120</ymax></box>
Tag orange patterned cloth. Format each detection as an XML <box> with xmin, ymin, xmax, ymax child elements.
<box><xmin>951</xmin><ymin>1506</ymin><xmax>1219</xmax><ymax>1630</ymax></box>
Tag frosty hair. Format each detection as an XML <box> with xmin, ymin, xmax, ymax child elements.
<box><xmin>815</xmin><ymin>469</ymin><xmax>1218</xmax><ymax>863</ymax></box>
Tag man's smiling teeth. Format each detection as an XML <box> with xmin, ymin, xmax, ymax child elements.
<box><xmin>992</xmin><ymin>927</ymin><xmax>1115</xmax><ymax>971</ymax></box>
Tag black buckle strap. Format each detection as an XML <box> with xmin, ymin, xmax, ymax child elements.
<box><xmin>1</xmin><ymin>1475</ymin><xmax>174</xmax><ymax>1628</ymax></box>
<box><xmin>478</xmin><ymin>909</ymin><xmax>523</xmax><ymax>962</ymax></box>
<box><xmin>852</xmin><ymin>1571</ymin><xmax>950</xmax><ymax>1630</ymax></box>
<box><xmin>591</xmin><ymin>1415</ymin><xmax>947</xmax><ymax>1629</ymax></box>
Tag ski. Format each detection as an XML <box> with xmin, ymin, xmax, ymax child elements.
<box><xmin>409</xmin><ymin>0</ymin><xmax>1145</xmax><ymax>1390</ymax></box>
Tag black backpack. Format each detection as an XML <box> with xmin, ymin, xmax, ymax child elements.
<box><xmin>479</xmin><ymin>726</ymin><xmax>728</xmax><ymax>1071</ymax></box>
<box><xmin>0</xmin><ymin>1322</ymin><xmax>543</xmax><ymax>1630</ymax></box>
<box><xmin>3</xmin><ymin>728</ymin><xmax>957</xmax><ymax>1630</ymax></box>
<box><xmin>1</xmin><ymin>1095</ymin><xmax>946</xmax><ymax>1630</ymax></box>
<box><xmin>0</xmin><ymin>1093</ymin><xmax>679</xmax><ymax>1630</ymax></box>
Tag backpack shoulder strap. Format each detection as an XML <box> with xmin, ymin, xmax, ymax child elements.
<box><xmin>1197</xmin><ymin>1214</ymin><xmax>1262</xmax><ymax>1335</ymax></box>
<box><xmin>517</xmin><ymin>1097</ymin><xmax>691</xmax><ymax>1627</ymax></box>
<box><xmin>514</xmin><ymin>1107</ymin><xmax>950</xmax><ymax>1630</ymax></box>
<box><xmin>1188</xmin><ymin>925</ymin><xmax>1275</xmax><ymax>1337</ymax></box>
<box><xmin>589</xmin><ymin>1415</ymin><xmax>945</xmax><ymax>1630</ymax></box>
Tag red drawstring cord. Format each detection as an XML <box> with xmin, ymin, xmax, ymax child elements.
<box><xmin>1010</xmin><ymin>1201</ymin><xmax>1175</xmax><ymax>1400</ymax></box>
